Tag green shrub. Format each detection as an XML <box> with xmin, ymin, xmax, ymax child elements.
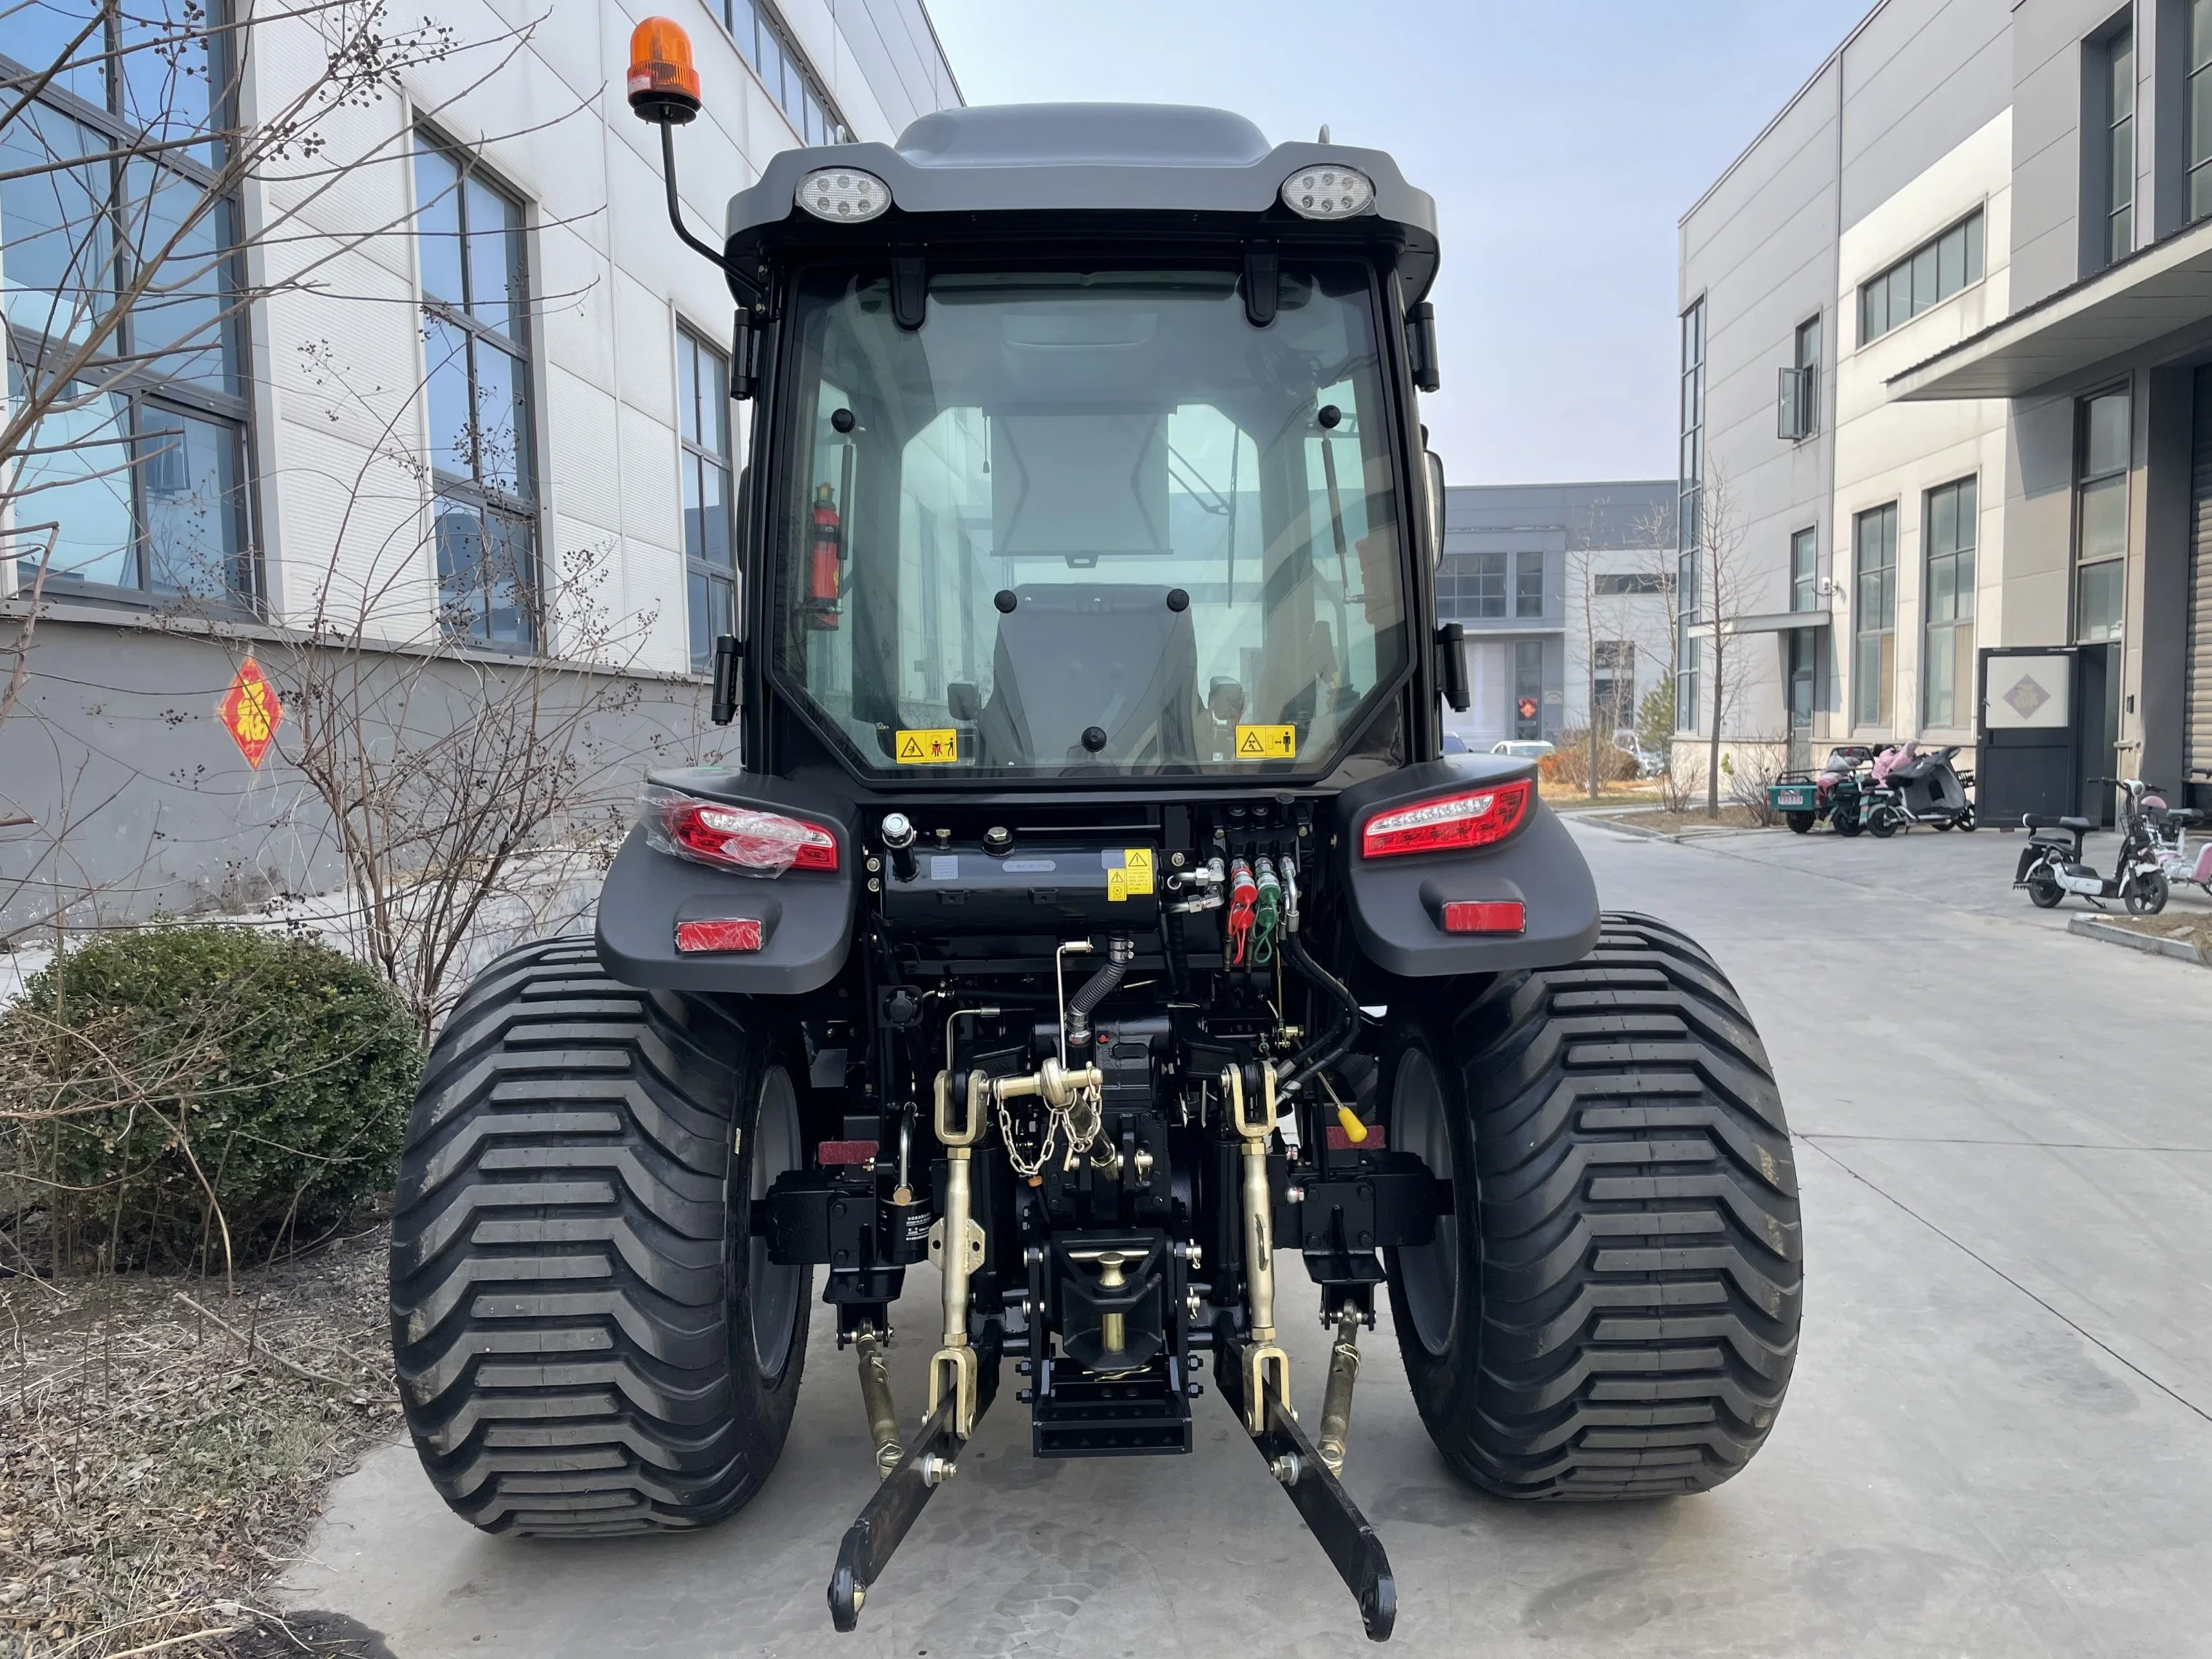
<box><xmin>2</xmin><ymin>926</ymin><xmax>422</xmax><ymax>1271</ymax></box>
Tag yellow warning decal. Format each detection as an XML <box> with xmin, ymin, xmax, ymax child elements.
<box><xmin>1102</xmin><ymin>847</ymin><xmax>1155</xmax><ymax>902</ymax></box>
<box><xmin>1234</xmin><ymin>723</ymin><xmax>1297</xmax><ymax>760</ymax></box>
<box><xmin>894</xmin><ymin>728</ymin><xmax>959</xmax><ymax>765</ymax></box>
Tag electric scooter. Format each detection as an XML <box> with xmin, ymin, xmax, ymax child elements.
<box><xmin>1861</xmin><ymin>742</ymin><xmax>1975</xmax><ymax>835</ymax></box>
<box><xmin>2016</xmin><ymin>778</ymin><xmax>2169</xmax><ymax>914</ymax></box>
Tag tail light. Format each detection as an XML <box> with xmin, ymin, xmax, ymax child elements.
<box><xmin>1360</xmin><ymin>779</ymin><xmax>1531</xmax><ymax>859</ymax></box>
<box><xmin>644</xmin><ymin>785</ymin><xmax>838</xmax><ymax>875</ymax></box>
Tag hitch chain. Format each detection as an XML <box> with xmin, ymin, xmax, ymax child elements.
<box><xmin>929</xmin><ymin>1057</ymin><xmax>1104</xmax><ymax>1441</ymax></box>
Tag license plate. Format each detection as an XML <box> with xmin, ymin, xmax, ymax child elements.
<box><xmin>1770</xmin><ymin>786</ymin><xmax>1814</xmax><ymax>809</ymax></box>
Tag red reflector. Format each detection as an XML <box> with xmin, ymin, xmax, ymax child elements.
<box><xmin>675</xmin><ymin>917</ymin><xmax>764</xmax><ymax>953</ymax></box>
<box><xmin>817</xmin><ymin>1139</ymin><xmax>878</xmax><ymax>1166</ymax></box>
<box><xmin>1325</xmin><ymin>1124</ymin><xmax>1387</xmax><ymax>1152</ymax></box>
<box><xmin>1441</xmin><ymin>900</ymin><xmax>1526</xmax><ymax>935</ymax></box>
<box><xmin>1361</xmin><ymin>779</ymin><xmax>1531</xmax><ymax>859</ymax></box>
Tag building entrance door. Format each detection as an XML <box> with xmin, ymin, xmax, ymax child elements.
<box><xmin>2077</xmin><ymin>642</ymin><xmax>2121</xmax><ymax>825</ymax></box>
<box><xmin>1787</xmin><ymin>629</ymin><xmax>1816</xmax><ymax>773</ymax></box>
<box><xmin>1977</xmin><ymin>647</ymin><xmax>2080</xmax><ymax>822</ymax></box>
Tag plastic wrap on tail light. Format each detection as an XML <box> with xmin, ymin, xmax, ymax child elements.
<box><xmin>643</xmin><ymin>786</ymin><xmax>838</xmax><ymax>875</ymax></box>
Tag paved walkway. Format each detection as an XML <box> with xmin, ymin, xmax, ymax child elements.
<box><xmin>280</xmin><ymin>822</ymin><xmax>2212</xmax><ymax>1658</ymax></box>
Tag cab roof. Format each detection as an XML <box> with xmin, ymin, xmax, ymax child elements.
<box><xmin>724</xmin><ymin>103</ymin><xmax>1441</xmax><ymax>302</ymax></box>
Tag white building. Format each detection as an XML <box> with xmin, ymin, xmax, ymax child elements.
<box><xmin>0</xmin><ymin>0</ymin><xmax>961</xmax><ymax>925</ymax></box>
<box><xmin>1439</xmin><ymin>481</ymin><xmax>1675</xmax><ymax>753</ymax></box>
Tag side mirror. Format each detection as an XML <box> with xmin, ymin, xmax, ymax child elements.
<box><xmin>1436</xmin><ymin>622</ymin><xmax>1468</xmax><ymax>712</ymax></box>
<box><xmin>1207</xmin><ymin>678</ymin><xmax>1247</xmax><ymax>725</ymax></box>
<box><xmin>731</xmin><ymin>312</ymin><xmax>756</xmax><ymax>401</ymax></box>
<box><xmin>1424</xmin><ymin>449</ymin><xmax>1446</xmax><ymax>568</ymax></box>
<box><xmin>1406</xmin><ymin>300</ymin><xmax>1440</xmax><ymax>393</ymax></box>
<box><xmin>947</xmin><ymin>682</ymin><xmax>981</xmax><ymax>723</ymax></box>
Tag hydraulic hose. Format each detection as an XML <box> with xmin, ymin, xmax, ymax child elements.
<box><xmin>1278</xmin><ymin>932</ymin><xmax>1361</xmax><ymax>1096</ymax></box>
<box><xmin>1063</xmin><ymin>932</ymin><xmax>1134</xmax><ymax>1048</ymax></box>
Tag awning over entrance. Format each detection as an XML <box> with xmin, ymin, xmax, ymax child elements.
<box><xmin>1888</xmin><ymin>217</ymin><xmax>2212</xmax><ymax>401</ymax></box>
<box><xmin>1686</xmin><ymin>608</ymin><xmax>1831</xmax><ymax>640</ymax></box>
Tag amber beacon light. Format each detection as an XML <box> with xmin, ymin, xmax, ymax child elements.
<box><xmin>628</xmin><ymin>18</ymin><xmax>702</xmax><ymax>123</ymax></box>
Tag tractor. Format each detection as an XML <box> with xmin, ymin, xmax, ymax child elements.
<box><xmin>388</xmin><ymin>23</ymin><xmax>1803</xmax><ymax>1642</ymax></box>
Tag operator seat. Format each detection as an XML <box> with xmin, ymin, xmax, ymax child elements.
<box><xmin>974</xmin><ymin>585</ymin><xmax>1200</xmax><ymax>767</ymax></box>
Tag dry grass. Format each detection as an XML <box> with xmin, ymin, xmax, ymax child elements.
<box><xmin>2094</xmin><ymin>911</ymin><xmax>2212</xmax><ymax>963</ymax></box>
<box><xmin>0</xmin><ymin>1224</ymin><xmax>396</xmax><ymax>1658</ymax></box>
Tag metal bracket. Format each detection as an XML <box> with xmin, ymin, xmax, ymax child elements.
<box><xmin>1252</xmin><ymin>1391</ymin><xmax>1396</xmax><ymax>1642</ymax></box>
<box><xmin>828</xmin><ymin>1394</ymin><xmax>977</xmax><ymax>1632</ymax></box>
<box><xmin>926</xmin><ymin>1216</ymin><xmax>986</xmax><ymax>1274</ymax></box>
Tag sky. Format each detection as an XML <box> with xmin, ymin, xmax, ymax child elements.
<box><xmin>923</xmin><ymin>0</ymin><xmax>1876</xmax><ymax>487</ymax></box>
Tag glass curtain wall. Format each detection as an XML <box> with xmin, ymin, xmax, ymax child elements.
<box><xmin>1</xmin><ymin>0</ymin><xmax>252</xmax><ymax>603</ymax></box>
<box><xmin>415</xmin><ymin>134</ymin><xmax>537</xmax><ymax>646</ymax></box>
<box><xmin>1852</xmin><ymin>502</ymin><xmax>1896</xmax><ymax>729</ymax></box>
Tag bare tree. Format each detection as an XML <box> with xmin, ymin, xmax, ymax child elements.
<box><xmin>1566</xmin><ymin>495</ymin><xmax>1666</xmax><ymax>800</ymax></box>
<box><xmin>1683</xmin><ymin>457</ymin><xmax>1769</xmax><ymax>816</ymax></box>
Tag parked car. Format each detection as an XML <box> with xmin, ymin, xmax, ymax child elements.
<box><xmin>1441</xmin><ymin>731</ymin><xmax>1469</xmax><ymax>753</ymax></box>
<box><xmin>1490</xmin><ymin>739</ymin><xmax>1555</xmax><ymax>760</ymax></box>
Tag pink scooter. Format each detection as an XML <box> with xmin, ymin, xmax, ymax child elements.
<box><xmin>2143</xmin><ymin>789</ymin><xmax>2212</xmax><ymax>900</ymax></box>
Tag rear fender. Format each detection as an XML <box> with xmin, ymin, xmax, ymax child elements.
<box><xmin>595</xmin><ymin>768</ymin><xmax>859</xmax><ymax>995</ymax></box>
<box><xmin>1334</xmin><ymin>757</ymin><xmax>1599</xmax><ymax>976</ymax></box>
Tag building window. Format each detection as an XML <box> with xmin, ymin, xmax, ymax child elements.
<box><xmin>1436</xmin><ymin>550</ymin><xmax>1507</xmax><ymax>620</ymax></box>
<box><xmin>2</xmin><ymin>20</ymin><xmax>252</xmax><ymax>603</ymax></box>
<box><xmin>1595</xmin><ymin>571</ymin><xmax>1670</xmax><ymax>596</ymax></box>
<box><xmin>1859</xmin><ymin>210</ymin><xmax>1984</xmax><ymax>343</ymax></box>
<box><xmin>2095</xmin><ymin>24</ymin><xmax>2134</xmax><ymax>267</ymax></box>
<box><xmin>2191</xmin><ymin>1</ymin><xmax>2212</xmax><ymax>222</ymax></box>
<box><xmin>2075</xmin><ymin>387</ymin><xmax>2128</xmax><ymax>641</ymax></box>
<box><xmin>678</xmin><ymin>326</ymin><xmax>736</xmax><ymax>674</ymax></box>
<box><xmin>1923</xmin><ymin>478</ymin><xmax>1976</xmax><ymax>728</ymax></box>
<box><xmin>416</xmin><ymin>134</ymin><xmax>537</xmax><ymax>646</ymax></box>
<box><xmin>1790</xmin><ymin>526</ymin><xmax>1817</xmax><ymax>611</ymax></box>
<box><xmin>1677</xmin><ymin>300</ymin><xmax>1704</xmax><ymax>731</ymax></box>
<box><xmin>1592</xmin><ymin>639</ymin><xmax>1634</xmax><ymax>734</ymax></box>
<box><xmin>1852</xmin><ymin>502</ymin><xmax>1897</xmax><ymax>728</ymax></box>
<box><xmin>1514</xmin><ymin>551</ymin><xmax>1544</xmax><ymax>618</ymax></box>
<box><xmin>726</xmin><ymin>0</ymin><xmax>845</xmax><ymax>145</ymax></box>
<box><xmin>1779</xmin><ymin>313</ymin><xmax>1820</xmax><ymax>440</ymax></box>
<box><xmin>1514</xmin><ymin>638</ymin><xmax>1543</xmax><ymax>739</ymax></box>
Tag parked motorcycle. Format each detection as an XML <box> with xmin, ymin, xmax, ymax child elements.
<box><xmin>2016</xmin><ymin>777</ymin><xmax>2169</xmax><ymax>915</ymax></box>
<box><xmin>1859</xmin><ymin>741</ymin><xmax>1976</xmax><ymax>836</ymax></box>
<box><xmin>1770</xmin><ymin>744</ymin><xmax>1876</xmax><ymax>835</ymax></box>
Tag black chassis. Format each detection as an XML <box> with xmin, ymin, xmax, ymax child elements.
<box><xmin>590</xmin><ymin>119</ymin><xmax>1605</xmax><ymax>1638</ymax></box>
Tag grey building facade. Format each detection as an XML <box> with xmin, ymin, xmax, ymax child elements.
<box><xmin>1440</xmin><ymin>482</ymin><xmax>1675</xmax><ymax>752</ymax></box>
<box><xmin>1682</xmin><ymin>0</ymin><xmax>2212</xmax><ymax>811</ymax></box>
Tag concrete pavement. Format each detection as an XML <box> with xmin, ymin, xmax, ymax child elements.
<box><xmin>280</xmin><ymin>821</ymin><xmax>2212</xmax><ymax>1658</ymax></box>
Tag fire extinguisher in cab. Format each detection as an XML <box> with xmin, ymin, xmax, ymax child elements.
<box><xmin>806</xmin><ymin>481</ymin><xmax>842</xmax><ymax>630</ymax></box>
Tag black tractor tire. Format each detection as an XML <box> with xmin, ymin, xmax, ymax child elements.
<box><xmin>390</xmin><ymin>937</ymin><xmax>809</xmax><ymax>1534</ymax></box>
<box><xmin>1385</xmin><ymin>912</ymin><xmax>1800</xmax><ymax>1500</ymax></box>
<box><xmin>1785</xmin><ymin>811</ymin><xmax>1814</xmax><ymax>835</ymax></box>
